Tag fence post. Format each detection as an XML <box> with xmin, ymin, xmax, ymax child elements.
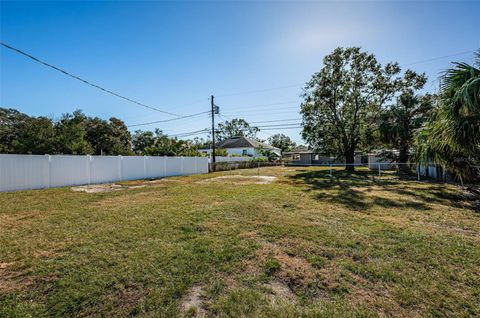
<box><xmin>143</xmin><ymin>156</ymin><xmax>147</xmax><ymax>179</ymax></box>
<box><xmin>417</xmin><ymin>164</ymin><xmax>420</xmax><ymax>181</ymax></box>
<box><xmin>45</xmin><ymin>154</ymin><xmax>51</xmax><ymax>189</ymax></box>
<box><xmin>87</xmin><ymin>155</ymin><xmax>92</xmax><ymax>185</ymax></box>
<box><xmin>164</xmin><ymin>156</ymin><xmax>167</xmax><ymax>177</ymax></box>
<box><xmin>118</xmin><ymin>155</ymin><xmax>123</xmax><ymax>181</ymax></box>
<box><xmin>378</xmin><ymin>163</ymin><xmax>381</xmax><ymax>178</ymax></box>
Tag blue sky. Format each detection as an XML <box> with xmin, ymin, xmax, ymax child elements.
<box><xmin>1</xmin><ymin>1</ymin><xmax>479</xmax><ymax>143</ymax></box>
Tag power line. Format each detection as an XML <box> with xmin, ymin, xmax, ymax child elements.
<box><xmin>215</xmin><ymin>50</ymin><xmax>477</xmax><ymax>100</ymax></box>
<box><xmin>216</xmin><ymin>83</ymin><xmax>304</xmax><ymax>97</ymax></box>
<box><xmin>221</xmin><ymin>109</ymin><xmax>301</xmax><ymax>117</ymax></box>
<box><xmin>127</xmin><ymin>111</ymin><xmax>210</xmax><ymax>128</ymax></box>
<box><xmin>260</xmin><ymin>126</ymin><xmax>302</xmax><ymax>130</ymax></box>
<box><xmin>250</xmin><ymin>118</ymin><xmax>301</xmax><ymax>124</ymax></box>
<box><xmin>218</xmin><ymin>100</ymin><xmax>300</xmax><ymax>111</ymax></box>
<box><xmin>0</xmin><ymin>41</ymin><xmax>184</xmax><ymax>117</ymax></box>
<box><xmin>256</xmin><ymin>123</ymin><xmax>301</xmax><ymax>128</ymax></box>
<box><xmin>168</xmin><ymin>128</ymin><xmax>209</xmax><ymax>138</ymax></box>
<box><xmin>401</xmin><ymin>49</ymin><xmax>476</xmax><ymax>67</ymax></box>
<box><xmin>218</xmin><ymin>113</ymin><xmax>275</xmax><ymax>139</ymax></box>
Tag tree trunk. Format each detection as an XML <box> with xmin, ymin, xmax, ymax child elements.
<box><xmin>398</xmin><ymin>144</ymin><xmax>409</xmax><ymax>173</ymax></box>
<box><xmin>345</xmin><ymin>150</ymin><xmax>355</xmax><ymax>172</ymax></box>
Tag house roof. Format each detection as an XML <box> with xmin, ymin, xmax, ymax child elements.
<box><xmin>283</xmin><ymin>145</ymin><xmax>313</xmax><ymax>154</ymax></box>
<box><xmin>216</xmin><ymin>136</ymin><xmax>279</xmax><ymax>150</ymax></box>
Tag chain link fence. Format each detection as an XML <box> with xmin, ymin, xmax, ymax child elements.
<box><xmin>284</xmin><ymin>162</ymin><xmax>448</xmax><ymax>182</ymax></box>
<box><xmin>209</xmin><ymin>161</ymin><xmax>281</xmax><ymax>173</ymax></box>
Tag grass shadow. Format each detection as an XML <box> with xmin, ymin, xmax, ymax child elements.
<box><xmin>287</xmin><ymin>169</ymin><xmax>460</xmax><ymax>211</ymax></box>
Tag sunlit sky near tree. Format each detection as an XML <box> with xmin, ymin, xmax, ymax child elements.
<box><xmin>1</xmin><ymin>1</ymin><xmax>479</xmax><ymax>143</ymax></box>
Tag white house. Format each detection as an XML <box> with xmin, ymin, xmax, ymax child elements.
<box><xmin>199</xmin><ymin>136</ymin><xmax>281</xmax><ymax>158</ymax></box>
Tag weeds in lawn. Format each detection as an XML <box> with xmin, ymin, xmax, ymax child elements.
<box><xmin>1</xmin><ymin>167</ymin><xmax>479</xmax><ymax>317</ymax></box>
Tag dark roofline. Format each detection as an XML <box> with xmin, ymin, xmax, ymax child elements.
<box><xmin>215</xmin><ymin>136</ymin><xmax>280</xmax><ymax>151</ymax></box>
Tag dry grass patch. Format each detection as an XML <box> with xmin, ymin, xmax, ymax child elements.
<box><xmin>1</xmin><ymin>166</ymin><xmax>479</xmax><ymax>317</ymax></box>
<box><xmin>198</xmin><ymin>175</ymin><xmax>277</xmax><ymax>185</ymax></box>
<box><xmin>71</xmin><ymin>183</ymin><xmax>147</xmax><ymax>193</ymax></box>
<box><xmin>180</xmin><ymin>285</ymin><xmax>206</xmax><ymax>317</ymax></box>
<box><xmin>265</xmin><ymin>280</ymin><xmax>297</xmax><ymax>304</ymax></box>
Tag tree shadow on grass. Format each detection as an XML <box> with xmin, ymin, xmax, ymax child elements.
<box><xmin>288</xmin><ymin>169</ymin><xmax>470</xmax><ymax>211</ymax></box>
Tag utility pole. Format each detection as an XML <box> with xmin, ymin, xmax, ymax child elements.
<box><xmin>211</xmin><ymin>95</ymin><xmax>216</xmax><ymax>164</ymax></box>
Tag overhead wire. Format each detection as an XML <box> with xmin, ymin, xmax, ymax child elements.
<box><xmin>0</xmin><ymin>41</ymin><xmax>203</xmax><ymax>118</ymax></box>
<box><xmin>3</xmin><ymin>41</ymin><xmax>474</xmax><ymax>141</ymax></box>
<box><xmin>214</xmin><ymin>49</ymin><xmax>477</xmax><ymax>108</ymax></box>
<box><xmin>250</xmin><ymin>118</ymin><xmax>301</xmax><ymax>124</ymax></box>
<box><xmin>167</xmin><ymin>128</ymin><xmax>210</xmax><ymax>138</ymax></box>
<box><xmin>216</xmin><ymin>83</ymin><xmax>303</xmax><ymax>97</ymax></box>
<box><xmin>401</xmin><ymin>49</ymin><xmax>477</xmax><ymax>67</ymax></box>
<box><xmin>127</xmin><ymin>111</ymin><xmax>210</xmax><ymax>127</ymax></box>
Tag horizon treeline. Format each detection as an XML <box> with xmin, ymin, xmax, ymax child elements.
<box><xmin>0</xmin><ymin>108</ymin><xmax>206</xmax><ymax>156</ymax></box>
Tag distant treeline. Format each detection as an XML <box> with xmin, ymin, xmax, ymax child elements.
<box><xmin>0</xmin><ymin>108</ymin><xmax>207</xmax><ymax>156</ymax></box>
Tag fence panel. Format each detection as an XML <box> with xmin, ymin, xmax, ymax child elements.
<box><xmin>146</xmin><ymin>156</ymin><xmax>166</xmax><ymax>178</ymax></box>
<box><xmin>0</xmin><ymin>154</ymin><xmax>48</xmax><ymax>191</ymax></box>
<box><xmin>196</xmin><ymin>157</ymin><xmax>209</xmax><ymax>174</ymax></box>
<box><xmin>50</xmin><ymin>155</ymin><xmax>90</xmax><ymax>187</ymax></box>
<box><xmin>121</xmin><ymin>156</ymin><xmax>145</xmax><ymax>181</ymax></box>
<box><xmin>0</xmin><ymin>154</ymin><xmax>210</xmax><ymax>192</ymax></box>
<box><xmin>165</xmin><ymin>156</ymin><xmax>183</xmax><ymax>176</ymax></box>
<box><xmin>89</xmin><ymin>156</ymin><xmax>120</xmax><ymax>184</ymax></box>
<box><xmin>182</xmin><ymin>157</ymin><xmax>198</xmax><ymax>175</ymax></box>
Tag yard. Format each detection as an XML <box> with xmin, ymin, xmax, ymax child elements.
<box><xmin>1</xmin><ymin>166</ymin><xmax>479</xmax><ymax>317</ymax></box>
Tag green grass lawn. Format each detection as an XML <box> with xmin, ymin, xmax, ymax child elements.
<box><xmin>1</xmin><ymin>167</ymin><xmax>479</xmax><ymax>317</ymax></box>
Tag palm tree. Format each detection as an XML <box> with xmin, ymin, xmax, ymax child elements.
<box><xmin>380</xmin><ymin>93</ymin><xmax>433</xmax><ymax>172</ymax></box>
<box><xmin>415</xmin><ymin>50</ymin><xmax>480</xmax><ymax>182</ymax></box>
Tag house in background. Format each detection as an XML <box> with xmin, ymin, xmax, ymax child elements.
<box><xmin>284</xmin><ymin>146</ymin><xmax>362</xmax><ymax>165</ymax></box>
<box><xmin>367</xmin><ymin>150</ymin><xmax>398</xmax><ymax>170</ymax></box>
<box><xmin>282</xmin><ymin>145</ymin><xmax>316</xmax><ymax>164</ymax></box>
<box><xmin>199</xmin><ymin>136</ymin><xmax>281</xmax><ymax>158</ymax></box>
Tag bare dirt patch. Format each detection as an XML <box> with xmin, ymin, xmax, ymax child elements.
<box><xmin>180</xmin><ymin>285</ymin><xmax>206</xmax><ymax>317</ymax></box>
<box><xmin>0</xmin><ymin>262</ymin><xmax>14</xmax><ymax>270</ymax></box>
<box><xmin>0</xmin><ymin>270</ymin><xmax>37</xmax><ymax>294</ymax></box>
<box><xmin>240</xmin><ymin>233</ymin><xmax>315</xmax><ymax>296</ymax></box>
<box><xmin>71</xmin><ymin>177</ymin><xmax>182</xmax><ymax>193</ymax></box>
<box><xmin>1</xmin><ymin>259</ymin><xmax>59</xmax><ymax>295</ymax></box>
<box><xmin>265</xmin><ymin>280</ymin><xmax>297</xmax><ymax>304</ymax></box>
<box><xmin>198</xmin><ymin>175</ymin><xmax>277</xmax><ymax>185</ymax></box>
<box><xmin>72</xmin><ymin>183</ymin><xmax>146</xmax><ymax>193</ymax></box>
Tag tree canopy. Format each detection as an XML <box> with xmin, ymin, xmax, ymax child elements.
<box><xmin>0</xmin><ymin>108</ymin><xmax>208</xmax><ymax>157</ymax></box>
<box><xmin>132</xmin><ymin>129</ymin><xmax>201</xmax><ymax>156</ymax></box>
<box><xmin>301</xmin><ymin>47</ymin><xmax>426</xmax><ymax>171</ymax></box>
<box><xmin>267</xmin><ymin>134</ymin><xmax>296</xmax><ymax>152</ymax></box>
<box><xmin>415</xmin><ymin>50</ymin><xmax>480</xmax><ymax>181</ymax></box>
<box><xmin>0</xmin><ymin>108</ymin><xmax>132</xmax><ymax>155</ymax></box>
<box><xmin>379</xmin><ymin>93</ymin><xmax>434</xmax><ymax>167</ymax></box>
<box><xmin>216</xmin><ymin>118</ymin><xmax>259</xmax><ymax>141</ymax></box>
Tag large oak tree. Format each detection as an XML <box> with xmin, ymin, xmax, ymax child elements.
<box><xmin>301</xmin><ymin>47</ymin><xmax>425</xmax><ymax>171</ymax></box>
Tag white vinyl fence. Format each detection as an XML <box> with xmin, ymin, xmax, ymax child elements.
<box><xmin>0</xmin><ymin>154</ymin><xmax>209</xmax><ymax>192</ymax></box>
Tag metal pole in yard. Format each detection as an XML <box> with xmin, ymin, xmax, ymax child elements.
<box><xmin>211</xmin><ymin>95</ymin><xmax>216</xmax><ymax>166</ymax></box>
<box><xmin>378</xmin><ymin>163</ymin><xmax>381</xmax><ymax>178</ymax></box>
<box><xmin>417</xmin><ymin>164</ymin><xmax>420</xmax><ymax>181</ymax></box>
